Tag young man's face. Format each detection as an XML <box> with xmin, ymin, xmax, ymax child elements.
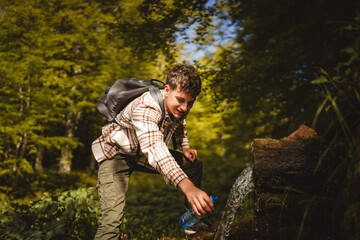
<box><xmin>164</xmin><ymin>84</ymin><xmax>195</xmax><ymax>119</ymax></box>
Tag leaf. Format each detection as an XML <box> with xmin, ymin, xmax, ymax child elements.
<box><xmin>311</xmin><ymin>75</ymin><xmax>329</xmax><ymax>84</ymax></box>
<box><xmin>311</xmin><ymin>98</ymin><xmax>328</xmax><ymax>129</ymax></box>
<box><xmin>343</xmin><ymin>46</ymin><xmax>356</xmax><ymax>54</ymax></box>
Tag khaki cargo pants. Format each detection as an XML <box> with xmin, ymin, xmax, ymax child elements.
<box><xmin>94</xmin><ymin>150</ymin><xmax>202</xmax><ymax>240</ymax></box>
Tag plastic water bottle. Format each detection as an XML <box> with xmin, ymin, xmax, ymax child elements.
<box><xmin>180</xmin><ymin>195</ymin><xmax>218</xmax><ymax>228</ymax></box>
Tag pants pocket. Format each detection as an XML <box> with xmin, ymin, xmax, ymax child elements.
<box><xmin>98</xmin><ymin>174</ymin><xmax>116</xmax><ymax>209</ymax></box>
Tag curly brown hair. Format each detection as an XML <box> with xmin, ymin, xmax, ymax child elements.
<box><xmin>166</xmin><ymin>64</ymin><xmax>201</xmax><ymax>98</ymax></box>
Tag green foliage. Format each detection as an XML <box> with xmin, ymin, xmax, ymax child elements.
<box><xmin>296</xmin><ymin>11</ymin><xmax>360</xmax><ymax>240</ymax></box>
<box><xmin>0</xmin><ymin>158</ymin><xmax>34</xmax><ymax>198</ymax></box>
<box><xmin>0</xmin><ymin>187</ymin><xmax>99</xmax><ymax>240</ymax></box>
<box><xmin>33</xmin><ymin>170</ymin><xmax>97</xmax><ymax>194</ymax></box>
<box><xmin>0</xmin><ymin>168</ymin><xmax>96</xmax><ymax>201</ymax></box>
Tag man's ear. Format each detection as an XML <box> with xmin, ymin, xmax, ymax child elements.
<box><xmin>164</xmin><ymin>84</ymin><xmax>170</xmax><ymax>96</ymax></box>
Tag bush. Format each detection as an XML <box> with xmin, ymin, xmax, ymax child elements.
<box><xmin>0</xmin><ymin>187</ymin><xmax>99</xmax><ymax>240</ymax></box>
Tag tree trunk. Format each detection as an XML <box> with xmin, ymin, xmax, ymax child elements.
<box><xmin>15</xmin><ymin>132</ymin><xmax>29</xmax><ymax>159</ymax></box>
<box><xmin>89</xmin><ymin>155</ymin><xmax>96</xmax><ymax>170</ymax></box>
<box><xmin>59</xmin><ymin>112</ymin><xmax>75</xmax><ymax>174</ymax></box>
<box><xmin>58</xmin><ymin>84</ymin><xmax>82</xmax><ymax>174</ymax></box>
<box><xmin>34</xmin><ymin>146</ymin><xmax>44</xmax><ymax>171</ymax></box>
<box><xmin>59</xmin><ymin>143</ymin><xmax>72</xmax><ymax>174</ymax></box>
<box><xmin>59</xmin><ymin>106</ymin><xmax>81</xmax><ymax>174</ymax></box>
<box><xmin>15</xmin><ymin>76</ymin><xmax>31</xmax><ymax>159</ymax></box>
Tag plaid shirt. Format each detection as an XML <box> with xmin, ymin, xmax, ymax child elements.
<box><xmin>92</xmin><ymin>90</ymin><xmax>190</xmax><ymax>187</ymax></box>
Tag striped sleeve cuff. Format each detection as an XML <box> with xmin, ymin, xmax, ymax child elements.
<box><xmin>158</xmin><ymin>158</ymin><xmax>188</xmax><ymax>187</ymax></box>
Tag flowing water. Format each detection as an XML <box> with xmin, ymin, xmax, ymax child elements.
<box><xmin>213</xmin><ymin>166</ymin><xmax>254</xmax><ymax>240</ymax></box>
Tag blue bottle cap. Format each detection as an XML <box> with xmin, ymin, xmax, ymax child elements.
<box><xmin>210</xmin><ymin>195</ymin><xmax>218</xmax><ymax>203</ymax></box>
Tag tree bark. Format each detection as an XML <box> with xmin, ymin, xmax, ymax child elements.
<box><xmin>59</xmin><ymin>112</ymin><xmax>74</xmax><ymax>174</ymax></box>
<box><xmin>59</xmin><ymin>143</ymin><xmax>72</xmax><ymax>174</ymax></box>
<box><xmin>34</xmin><ymin>146</ymin><xmax>44</xmax><ymax>171</ymax></box>
<box><xmin>15</xmin><ymin>76</ymin><xmax>31</xmax><ymax>159</ymax></box>
<box><xmin>252</xmin><ymin>138</ymin><xmax>320</xmax><ymax>190</ymax></box>
<box><xmin>59</xmin><ymin>107</ymin><xmax>81</xmax><ymax>174</ymax></box>
<box><xmin>58</xmin><ymin>84</ymin><xmax>82</xmax><ymax>174</ymax></box>
<box><xmin>15</xmin><ymin>133</ymin><xmax>28</xmax><ymax>159</ymax></box>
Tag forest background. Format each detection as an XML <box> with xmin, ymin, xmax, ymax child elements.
<box><xmin>0</xmin><ymin>0</ymin><xmax>359</xmax><ymax>239</ymax></box>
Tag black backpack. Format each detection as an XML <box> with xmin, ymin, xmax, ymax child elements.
<box><xmin>96</xmin><ymin>78</ymin><xmax>177</xmax><ymax>160</ymax></box>
<box><xmin>97</xmin><ymin>78</ymin><xmax>165</xmax><ymax>124</ymax></box>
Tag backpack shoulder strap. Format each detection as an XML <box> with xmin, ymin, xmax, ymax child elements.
<box><xmin>97</xmin><ymin>94</ymin><xmax>112</xmax><ymax>121</ymax></box>
<box><xmin>149</xmin><ymin>87</ymin><xmax>165</xmax><ymax>125</ymax></box>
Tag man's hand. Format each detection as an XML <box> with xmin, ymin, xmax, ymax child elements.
<box><xmin>178</xmin><ymin>178</ymin><xmax>214</xmax><ymax>216</ymax></box>
<box><xmin>183</xmin><ymin>148</ymin><xmax>197</xmax><ymax>162</ymax></box>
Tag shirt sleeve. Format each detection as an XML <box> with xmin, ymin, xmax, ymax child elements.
<box><xmin>131</xmin><ymin>101</ymin><xmax>188</xmax><ymax>187</ymax></box>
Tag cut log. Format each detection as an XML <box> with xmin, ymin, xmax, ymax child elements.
<box><xmin>252</xmin><ymin>138</ymin><xmax>321</xmax><ymax>190</ymax></box>
<box><xmin>252</xmin><ymin>125</ymin><xmax>323</xmax><ymax>239</ymax></box>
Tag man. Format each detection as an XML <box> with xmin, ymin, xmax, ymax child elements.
<box><xmin>92</xmin><ymin>64</ymin><xmax>213</xmax><ymax>239</ymax></box>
